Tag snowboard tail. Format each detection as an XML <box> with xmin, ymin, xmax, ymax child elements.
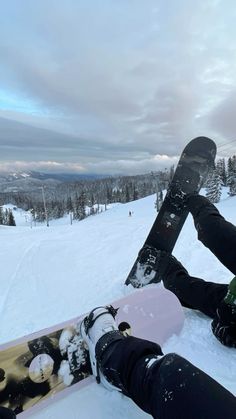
<box><xmin>125</xmin><ymin>136</ymin><xmax>216</xmax><ymax>287</ymax></box>
<box><xmin>0</xmin><ymin>288</ymin><xmax>184</xmax><ymax>417</ymax></box>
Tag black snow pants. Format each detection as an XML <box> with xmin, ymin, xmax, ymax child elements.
<box><xmin>163</xmin><ymin>195</ymin><xmax>236</xmax><ymax>318</ymax></box>
<box><xmin>99</xmin><ymin>196</ymin><xmax>236</xmax><ymax>418</ymax></box>
<box><xmin>101</xmin><ymin>336</ymin><xmax>236</xmax><ymax>419</ymax></box>
<box><xmin>0</xmin><ymin>407</ymin><xmax>16</xmax><ymax>418</ymax></box>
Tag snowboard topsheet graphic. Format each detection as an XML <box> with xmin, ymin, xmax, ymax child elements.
<box><xmin>0</xmin><ymin>287</ymin><xmax>184</xmax><ymax>417</ymax></box>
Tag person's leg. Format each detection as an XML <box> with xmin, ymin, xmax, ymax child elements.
<box><xmin>153</xmin><ymin>353</ymin><xmax>236</xmax><ymax>419</ymax></box>
<box><xmin>101</xmin><ymin>337</ymin><xmax>236</xmax><ymax>419</ymax></box>
<box><xmin>0</xmin><ymin>407</ymin><xmax>16</xmax><ymax>419</ymax></box>
<box><xmin>187</xmin><ymin>195</ymin><xmax>236</xmax><ymax>274</ymax></box>
<box><xmin>81</xmin><ymin>306</ymin><xmax>236</xmax><ymax>419</ymax></box>
<box><xmin>157</xmin><ymin>251</ymin><xmax>227</xmax><ymax>318</ymax></box>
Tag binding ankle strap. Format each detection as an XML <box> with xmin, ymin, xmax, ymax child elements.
<box><xmin>83</xmin><ymin>305</ymin><xmax>119</xmax><ymax>334</ymax></box>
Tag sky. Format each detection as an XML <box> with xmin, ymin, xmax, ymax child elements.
<box><xmin>0</xmin><ymin>0</ymin><xmax>236</xmax><ymax>175</ymax></box>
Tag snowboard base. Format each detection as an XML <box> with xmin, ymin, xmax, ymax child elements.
<box><xmin>125</xmin><ymin>137</ymin><xmax>216</xmax><ymax>287</ymax></box>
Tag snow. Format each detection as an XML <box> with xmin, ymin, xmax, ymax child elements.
<box><xmin>0</xmin><ymin>189</ymin><xmax>236</xmax><ymax>418</ymax></box>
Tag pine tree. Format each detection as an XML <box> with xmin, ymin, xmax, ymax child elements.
<box><xmin>78</xmin><ymin>192</ymin><xmax>87</xmax><ymax>220</ymax></box>
<box><xmin>206</xmin><ymin>169</ymin><xmax>222</xmax><ymax>203</ymax></box>
<box><xmin>227</xmin><ymin>155</ymin><xmax>236</xmax><ymax>196</ymax></box>
<box><xmin>35</xmin><ymin>202</ymin><xmax>46</xmax><ymax>222</ymax></box>
<box><xmin>155</xmin><ymin>187</ymin><xmax>163</xmax><ymax>212</ymax></box>
<box><xmin>66</xmin><ymin>196</ymin><xmax>73</xmax><ymax>213</ymax></box>
<box><xmin>205</xmin><ymin>166</ymin><xmax>214</xmax><ymax>188</ymax></box>
<box><xmin>159</xmin><ymin>189</ymin><xmax>164</xmax><ymax>202</ymax></box>
<box><xmin>169</xmin><ymin>165</ymin><xmax>175</xmax><ymax>183</ymax></box>
<box><xmin>0</xmin><ymin>206</ymin><xmax>4</xmax><ymax>225</ymax></box>
<box><xmin>73</xmin><ymin>194</ymin><xmax>79</xmax><ymax>220</ymax></box>
<box><xmin>229</xmin><ymin>181</ymin><xmax>236</xmax><ymax>196</ymax></box>
<box><xmin>89</xmin><ymin>194</ymin><xmax>95</xmax><ymax>215</ymax></box>
<box><xmin>106</xmin><ymin>186</ymin><xmax>113</xmax><ymax>204</ymax></box>
<box><xmin>30</xmin><ymin>208</ymin><xmax>36</xmax><ymax>226</ymax></box>
<box><xmin>53</xmin><ymin>201</ymin><xmax>64</xmax><ymax>219</ymax></box>
<box><xmin>74</xmin><ymin>192</ymin><xmax>87</xmax><ymax>220</ymax></box>
<box><xmin>3</xmin><ymin>209</ymin><xmax>9</xmax><ymax>225</ymax></box>
<box><xmin>216</xmin><ymin>158</ymin><xmax>227</xmax><ymax>186</ymax></box>
<box><xmin>7</xmin><ymin>210</ymin><xmax>16</xmax><ymax>226</ymax></box>
<box><xmin>125</xmin><ymin>184</ymin><xmax>130</xmax><ymax>203</ymax></box>
<box><xmin>132</xmin><ymin>185</ymin><xmax>138</xmax><ymax>201</ymax></box>
<box><xmin>227</xmin><ymin>156</ymin><xmax>234</xmax><ymax>185</ymax></box>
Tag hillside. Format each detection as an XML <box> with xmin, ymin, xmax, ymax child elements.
<box><xmin>0</xmin><ymin>189</ymin><xmax>235</xmax><ymax>418</ymax></box>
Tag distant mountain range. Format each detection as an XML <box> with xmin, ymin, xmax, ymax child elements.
<box><xmin>0</xmin><ymin>171</ymin><xmax>107</xmax><ymax>182</ymax></box>
<box><xmin>0</xmin><ymin>171</ymin><xmax>108</xmax><ymax>193</ymax></box>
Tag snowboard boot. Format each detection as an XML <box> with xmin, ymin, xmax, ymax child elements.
<box><xmin>80</xmin><ymin>306</ymin><xmax>125</xmax><ymax>391</ymax></box>
<box><xmin>131</xmin><ymin>244</ymin><xmax>164</xmax><ymax>287</ymax></box>
<box><xmin>133</xmin><ymin>245</ymin><xmax>184</xmax><ymax>287</ymax></box>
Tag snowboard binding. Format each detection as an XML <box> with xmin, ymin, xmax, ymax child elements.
<box><xmin>128</xmin><ymin>245</ymin><xmax>162</xmax><ymax>288</ymax></box>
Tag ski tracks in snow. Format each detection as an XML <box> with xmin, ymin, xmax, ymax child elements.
<box><xmin>0</xmin><ymin>239</ymin><xmax>43</xmax><ymax>342</ymax></box>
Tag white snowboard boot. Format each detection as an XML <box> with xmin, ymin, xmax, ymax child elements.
<box><xmin>80</xmin><ymin>305</ymin><xmax>124</xmax><ymax>391</ymax></box>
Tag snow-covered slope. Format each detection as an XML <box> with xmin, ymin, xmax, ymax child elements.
<box><xmin>0</xmin><ymin>190</ymin><xmax>236</xmax><ymax>418</ymax></box>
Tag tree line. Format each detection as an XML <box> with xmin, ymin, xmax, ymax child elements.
<box><xmin>0</xmin><ymin>207</ymin><xmax>16</xmax><ymax>226</ymax></box>
<box><xmin>0</xmin><ymin>170</ymin><xmax>170</xmax><ymax>225</ymax></box>
<box><xmin>206</xmin><ymin>155</ymin><xmax>236</xmax><ymax>203</ymax></box>
<box><xmin>0</xmin><ymin>154</ymin><xmax>235</xmax><ymax>225</ymax></box>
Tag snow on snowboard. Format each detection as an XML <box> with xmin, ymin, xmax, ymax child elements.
<box><xmin>125</xmin><ymin>136</ymin><xmax>216</xmax><ymax>287</ymax></box>
<box><xmin>0</xmin><ymin>288</ymin><xmax>184</xmax><ymax>417</ymax></box>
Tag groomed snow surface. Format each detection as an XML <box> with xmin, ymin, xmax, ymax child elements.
<box><xmin>0</xmin><ymin>189</ymin><xmax>236</xmax><ymax>418</ymax></box>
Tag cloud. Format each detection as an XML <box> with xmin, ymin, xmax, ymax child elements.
<box><xmin>0</xmin><ymin>0</ymin><xmax>236</xmax><ymax>173</ymax></box>
<box><xmin>0</xmin><ymin>160</ymin><xmax>85</xmax><ymax>174</ymax></box>
<box><xmin>85</xmin><ymin>154</ymin><xmax>178</xmax><ymax>175</ymax></box>
<box><xmin>0</xmin><ymin>154</ymin><xmax>177</xmax><ymax>175</ymax></box>
<box><xmin>207</xmin><ymin>91</ymin><xmax>236</xmax><ymax>139</ymax></box>
<box><xmin>0</xmin><ymin>116</ymin><xmax>177</xmax><ymax>173</ymax></box>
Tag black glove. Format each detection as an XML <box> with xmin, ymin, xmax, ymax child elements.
<box><xmin>211</xmin><ymin>301</ymin><xmax>236</xmax><ymax>348</ymax></box>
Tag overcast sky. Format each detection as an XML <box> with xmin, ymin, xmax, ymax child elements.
<box><xmin>0</xmin><ymin>0</ymin><xmax>236</xmax><ymax>175</ymax></box>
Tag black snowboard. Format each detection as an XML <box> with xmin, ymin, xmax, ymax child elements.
<box><xmin>125</xmin><ymin>136</ymin><xmax>216</xmax><ymax>287</ymax></box>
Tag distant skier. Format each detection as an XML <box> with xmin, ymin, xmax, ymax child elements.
<box><xmin>138</xmin><ymin>194</ymin><xmax>236</xmax><ymax>348</ymax></box>
<box><xmin>80</xmin><ymin>304</ymin><xmax>236</xmax><ymax>419</ymax></box>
